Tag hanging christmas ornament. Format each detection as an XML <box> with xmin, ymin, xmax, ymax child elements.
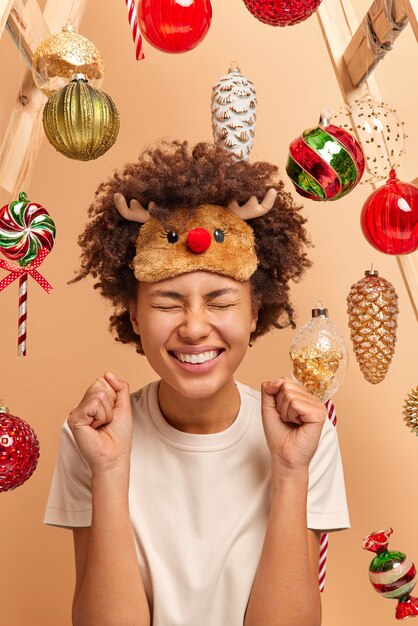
<box><xmin>137</xmin><ymin>0</ymin><xmax>212</xmax><ymax>53</ymax></box>
<box><xmin>43</xmin><ymin>74</ymin><xmax>120</xmax><ymax>161</ymax></box>
<box><xmin>361</xmin><ymin>169</ymin><xmax>418</xmax><ymax>255</ymax></box>
<box><xmin>331</xmin><ymin>93</ymin><xmax>407</xmax><ymax>185</ymax></box>
<box><xmin>0</xmin><ymin>192</ymin><xmax>55</xmax><ymax>356</ymax></box>
<box><xmin>363</xmin><ymin>528</ymin><xmax>418</xmax><ymax>620</ymax></box>
<box><xmin>403</xmin><ymin>387</ymin><xmax>418</xmax><ymax>435</ymax></box>
<box><xmin>32</xmin><ymin>20</ymin><xmax>105</xmax><ymax>97</ymax></box>
<box><xmin>290</xmin><ymin>304</ymin><xmax>349</xmax><ymax>403</ymax></box>
<box><xmin>347</xmin><ymin>269</ymin><xmax>398</xmax><ymax>384</ymax></box>
<box><xmin>211</xmin><ymin>64</ymin><xmax>256</xmax><ymax>161</ymax></box>
<box><xmin>0</xmin><ymin>401</ymin><xmax>40</xmax><ymax>492</ymax></box>
<box><xmin>286</xmin><ymin>111</ymin><xmax>365</xmax><ymax>201</ymax></box>
<box><xmin>242</xmin><ymin>0</ymin><xmax>322</xmax><ymax>26</ymax></box>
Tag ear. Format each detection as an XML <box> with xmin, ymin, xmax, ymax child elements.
<box><xmin>129</xmin><ymin>302</ymin><xmax>140</xmax><ymax>335</ymax></box>
<box><xmin>250</xmin><ymin>307</ymin><xmax>258</xmax><ymax>333</ymax></box>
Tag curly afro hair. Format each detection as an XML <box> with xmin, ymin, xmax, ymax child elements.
<box><xmin>72</xmin><ymin>140</ymin><xmax>311</xmax><ymax>354</ymax></box>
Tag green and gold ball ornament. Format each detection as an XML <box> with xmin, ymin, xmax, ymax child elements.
<box><xmin>286</xmin><ymin>112</ymin><xmax>365</xmax><ymax>201</ymax></box>
<box><xmin>43</xmin><ymin>74</ymin><xmax>119</xmax><ymax>161</ymax></box>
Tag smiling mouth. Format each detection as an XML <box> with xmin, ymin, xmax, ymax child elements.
<box><xmin>168</xmin><ymin>349</ymin><xmax>224</xmax><ymax>364</ymax></box>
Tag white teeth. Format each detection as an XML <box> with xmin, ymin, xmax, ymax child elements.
<box><xmin>174</xmin><ymin>350</ymin><xmax>220</xmax><ymax>364</ymax></box>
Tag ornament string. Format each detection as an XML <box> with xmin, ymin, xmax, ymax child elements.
<box><xmin>318</xmin><ymin>399</ymin><xmax>337</xmax><ymax>592</ymax></box>
<box><xmin>124</xmin><ymin>0</ymin><xmax>144</xmax><ymax>60</ymax></box>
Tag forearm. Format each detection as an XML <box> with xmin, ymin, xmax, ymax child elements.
<box><xmin>73</xmin><ymin>465</ymin><xmax>150</xmax><ymax>626</ymax></box>
<box><xmin>244</xmin><ymin>465</ymin><xmax>321</xmax><ymax>626</ymax></box>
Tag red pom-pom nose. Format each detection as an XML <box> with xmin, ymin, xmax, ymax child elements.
<box><xmin>186</xmin><ymin>228</ymin><xmax>211</xmax><ymax>253</ymax></box>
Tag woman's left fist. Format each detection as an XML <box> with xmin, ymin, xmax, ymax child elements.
<box><xmin>261</xmin><ymin>377</ymin><xmax>327</xmax><ymax>473</ymax></box>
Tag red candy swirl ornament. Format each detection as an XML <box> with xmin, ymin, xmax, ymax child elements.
<box><xmin>0</xmin><ymin>402</ymin><xmax>40</xmax><ymax>492</ymax></box>
<box><xmin>137</xmin><ymin>0</ymin><xmax>212</xmax><ymax>53</ymax></box>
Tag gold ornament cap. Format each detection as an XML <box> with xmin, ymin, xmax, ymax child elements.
<box><xmin>32</xmin><ymin>20</ymin><xmax>105</xmax><ymax>96</ymax></box>
<box><xmin>0</xmin><ymin>400</ymin><xmax>9</xmax><ymax>414</ymax></box>
<box><xmin>312</xmin><ymin>302</ymin><xmax>329</xmax><ymax>318</ymax></box>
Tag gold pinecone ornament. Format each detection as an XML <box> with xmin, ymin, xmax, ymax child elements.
<box><xmin>211</xmin><ymin>64</ymin><xmax>256</xmax><ymax>160</ymax></box>
<box><xmin>347</xmin><ymin>269</ymin><xmax>399</xmax><ymax>384</ymax></box>
<box><xmin>43</xmin><ymin>74</ymin><xmax>119</xmax><ymax>161</ymax></box>
<box><xmin>403</xmin><ymin>387</ymin><xmax>418</xmax><ymax>435</ymax></box>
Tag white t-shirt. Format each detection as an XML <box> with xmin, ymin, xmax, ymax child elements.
<box><xmin>44</xmin><ymin>380</ymin><xmax>350</xmax><ymax>626</ymax></box>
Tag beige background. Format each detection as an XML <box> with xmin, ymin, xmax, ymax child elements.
<box><xmin>0</xmin><ymin>1</ymin><xmax>417</xmax><ymax>624</ymax></box>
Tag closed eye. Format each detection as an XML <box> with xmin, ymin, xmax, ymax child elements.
<box><xmin>151</xmin><ymin>305</ymin><xmax>181</xmax><ymax>310</ymax></box>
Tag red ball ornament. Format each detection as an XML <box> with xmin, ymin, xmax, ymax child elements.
<box><xmin>137</xmin><ymin>0</ymin><xmax>212</xmax><ymax>53</ymax></box>
<box><xmin>361</xmin><ymin>169</ymin><xmax>418</xmax><ymax>255</ymax></box>
<box><xmin>0</xmin><ymin>403</ymin><xmax>40</xmax><ymax>492</ymax></box>
<box><xmin>242</xmin><ymin>0</ymin><xmax>322</xmax><ymax>26</ymax></box>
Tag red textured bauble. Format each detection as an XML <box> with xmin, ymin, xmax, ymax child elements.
<box><xmin>137</xmin><ymin>0</ymin><xmax>212</xmax><ymax>53</ymax></box>
<box><xmin>186</xmin><ymin>227</ymin><xmax>211</xmax><ymax>253</ymax></box>
<box><xmin>361</xmin><ymin>170</ymin><xmax>418</xmax><ymax>255</ymax></box>
<box><xmin>242</xmin><ymin>0</ymin><xmax>322</xmax><ymax>26</ymax></box>
<box><xmin>0</xmin><ymin>405</ymin><xmax>40</xmax><ymax>492</ymax></box>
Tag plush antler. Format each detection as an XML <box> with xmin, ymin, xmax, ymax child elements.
<box><xmin>114</xmin><ymin>193</ymin><xmax>157</xmax><ymax>223</ymax></box>
<box><xmin>228</xmin><ymin>188</ymin><xmax>277</xmax><ymax>220</ymax></box>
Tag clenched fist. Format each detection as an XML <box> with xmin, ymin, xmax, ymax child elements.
<box><xmin>261</xmin><ymin>377</ymin><xmax>327</xmax><ymax>474</ymax></box>
<box><xmin>67</xmin><ymin>372</ymin><xmax>133</xmax><ymax>474</ymax></box>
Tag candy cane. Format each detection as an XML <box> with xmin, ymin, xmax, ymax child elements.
<box><xmin>125</xmin><ymin>0</ymin><xmax>145</xmax><ymax>60</ymax></box>
<box><xmin>18</xmin><ymin>273</ymin><xmax>27</xmax><ymax>356</ymax></box>
<box><xmin>319</xmin><ymin>399</ymin><xmax>338</xmax><ymax>592</ymax></box>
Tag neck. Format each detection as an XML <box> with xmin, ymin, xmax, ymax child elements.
<box><xmin>157</xmin><ymin>377</ymin><xmax>240</xmax><ymax>434</ymax></box>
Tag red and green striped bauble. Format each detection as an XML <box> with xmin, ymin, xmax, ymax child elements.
<box><xmin>286</xmin><ymin>114</ymin><xmax>365</xmax><ymax>201</ymax></box>
<box><xmin>363</xmin><ymin>528</ymin><xmax>418</xmax><ymax>620</ymax></box>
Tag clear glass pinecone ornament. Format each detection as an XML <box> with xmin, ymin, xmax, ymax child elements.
<box><xmin>403</xmin><ymin>387</ymin><xmax>418</xmax><ymax>434</ymax></box>
<box><xmin>347</xmin><ymin>269</ymin><xmax>399</xmax><ymax>384</ymax></box>
<box><xmin>211</xmin><ymin>64</ymin><xmax>256</xmax><ymax>160</ymax></box>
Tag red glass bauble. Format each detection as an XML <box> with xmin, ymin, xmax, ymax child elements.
<box><xmin>243</xmin><ymin>0</ymin><xmax>322</xmax><ymax>26</ymax></box>
<box><xmin>361</xmin><ymin>170</ymin><xmax>418</xmax><ymax>255</ymax></box>
<box><xmin>0</xmin><ymin>405</ymin><xmax>40</xmax><ymax>492</ymax></box>
<box><xmin>138</xmin><ymin>0</ymin><xmax>212</xmax><ymax>53</ymax></box>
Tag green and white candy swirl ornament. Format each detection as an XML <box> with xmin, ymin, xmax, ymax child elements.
<box><xmin>0</xmin><ymin>192</ymin><xmax>56</xmax><ymax>355</ymax></box>
<box><xmin>286</xmin><ymin>111</ymin><xmax>365</xmax><ymax>201</ymax></box>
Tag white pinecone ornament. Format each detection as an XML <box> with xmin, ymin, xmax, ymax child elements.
<box><xmin>211</xmin><ymin>64</ymin><xmax>256</xmax><ymax>160</ymax></box>
<box><xmin>347</xmin><ymin>269</ymin><xmax>399</xmax><ymax>384</ymax></box>
<box><xmin>403</xmin><ymin>387</ymin><xmax>418</xmax><ymax>435</ymax></box>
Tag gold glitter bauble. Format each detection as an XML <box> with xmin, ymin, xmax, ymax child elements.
<box><xmin>43</xmin><ymin>75</ymin><xmax>119</xmax><ymax>161</ymax></box>
<box><xmin>32</xmin><ymin>21</ymin><xmax>104</xmax><ymax>96</ymax></box>
<box><xmin>347</xmin><ymin>269</ymin><xmax>399</xmax><ymax>384</ymax></box>
<box><xmin>403</xmin><ymin>387</ymin><xmax>418</xmax><ymax>435</ymax></box>
<box><xmin>290</xmin><ymin>347</ymin><xmax>344</xmax><ymax>402</ymax></box>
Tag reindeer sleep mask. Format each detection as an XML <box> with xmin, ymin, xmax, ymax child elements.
<box><xmin>114</xmin><ymin>189</ymin><xmax>277</xmax><ymax>283</ymax></box>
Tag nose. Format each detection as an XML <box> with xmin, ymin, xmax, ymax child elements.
<box><xmin>186</xmin><ymin>228</ymin><xmax>211</xmax><ymax>253</ymax></box>
<box><xmin>177</xmin><ymin>308</ymin><xmax>212</xmax><ymax>341</ymax></box>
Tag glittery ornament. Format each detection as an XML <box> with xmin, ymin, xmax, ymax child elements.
<box><xmin>242</xmin><ymin>0</ymin><xmax>322</xmax><ymax>26</ymax></box>
<box><xmin>347</xmin><ymin>269</ymin><xmax>398</xmax><ymax>384</ymax></box>
<box><xmin>363</xmin><ymin>528</ymin><xmax>418</xmax><ymax>620</ymax></box>
<box><xmin>0</xmin><ymin>402</ymin><xmax>40</xmax><ymax>492</ymax></box>
<box><xmin>32</xmin><ymin>20</ymin><xmax>104</xmax><ymax>97</ymax></box>
<box><xmin>211</xmin><ymin>64</ymin><xmax>256</xmax><ymax>161</ymax></box>
<box><xmin>286</xmin><ymin>112</ymin><xmax>365</xmax><ymax>201</ymax></box>
<box><xmin>290</xmin><ymin>304</ymin><xmax>348</xmax><ymax>402</ymax></box>
<box><xmin>43</xmin><ymin>74</ymin><xmax>120</xmax><ymax>161</ymax></box>
<box><xmin>137</xmin><ymin>0</ymin><xmax>212</xmax><ymax>53</ymax></box>
<box><xmin>361</xmin><ymin>169</ymin><xmax>418</xmax><ymax>255</ymax></box>
<box><xmin>403</xmin><ymin>387</ymin><xmax>418</xmax><ymax>435</ymax></box>
<box><xmin>331</xmin><ymin>95</ymin><xmax>407</xmax><ymax>185</ymax></box>
<box><xmin>0</xmin><ymin>192</ymin><xmax>55</xmax><ymax>266</ymax></box>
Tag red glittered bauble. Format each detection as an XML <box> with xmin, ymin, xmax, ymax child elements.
<box><xmin>361</xmin><ymin>169</ymin><xmax>418</xmax><ymax>255</ymax></box>
<box><xmin>0</xmin><ymin>404</ymin><xmax>40</xmax><ymax>492</ymax></box>
<box><xmin>137</xmin><ymin>0</ymin><xmax>212</xmax><ymax>53</ymax></box>
<box><xmin>242</xmin><ymin>0</ymin><xmax>322</xmax><ymax>26</ymax></box>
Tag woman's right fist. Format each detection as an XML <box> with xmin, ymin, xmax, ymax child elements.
<box><xmin>67</xmin><ymin>372</ymin><xmax>133</xmax><ymax>474</ymax></box>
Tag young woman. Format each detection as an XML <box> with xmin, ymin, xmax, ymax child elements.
<box><xmin>44</xmin><ymin>141</ymin><xmax>350</xmax><ymax>626</ymax></box>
